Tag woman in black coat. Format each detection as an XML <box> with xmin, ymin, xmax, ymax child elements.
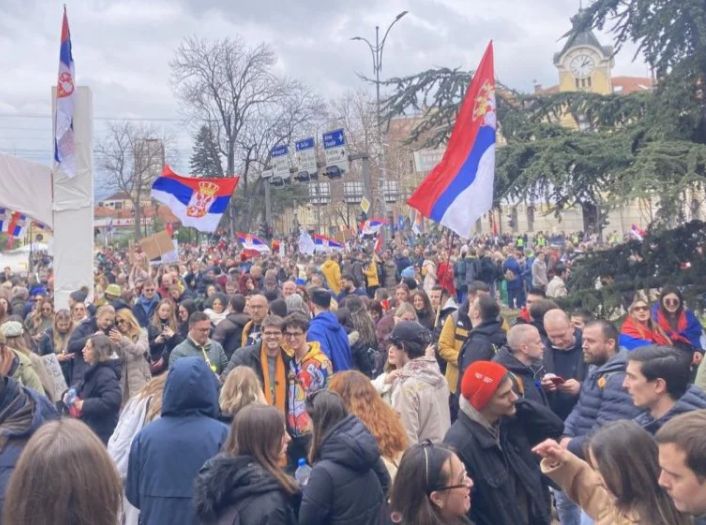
<box><xmin>299</xmin><ymin>391</ymin><xmax>390</xmax><ymax>525</ymax></box>
<box><xmin>69</xmin><ymin>333</ymin><xmax>122</xmax><ymax>444</ymax></box>
<box><xmin>147</xmin><ymin>299</ymin><xmax>183</xmax><ymax>375</ymax></box>
<box><xmin>194</xmin><ymin>405</ymin><xmax>299</xmax><ymax>525</ymax></box>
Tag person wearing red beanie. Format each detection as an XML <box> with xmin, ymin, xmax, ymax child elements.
<box><xmin>443</xmin><ymin>361</ymin><xmax>564</xmax><ymax>525</ymax></box>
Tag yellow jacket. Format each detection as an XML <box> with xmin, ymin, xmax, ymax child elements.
<box><xmin>320</xmin><ymin>260</ymin><xmax>342</xmax><ymax>295</ymax></box>
<box><xmin>362</xmin><ymin>261</ymin><xmax>379</xmax><ymax>288</ymax></box>
<box><xmin>437</xmin><ymin>314</ymin><xmax>470</xmax><ymax>394</ymax></box>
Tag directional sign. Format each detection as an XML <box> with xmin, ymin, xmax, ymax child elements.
<box><xmin>322</xmin><ymin>128</ymin><xmax>347</xmax><ymax>172</ymax></box>
<box><xmin>295</xmin><ymin>137</ymin><xmax>318</xmax><ymax>176</ymax></box>
<box><xmin>271</xmin><ymin>144</ymin><xmax>291</xmax><ymax>178</ymax></box>
<box><xmin>360</xmin><ymin>196</ymin><xmax>371</xmax><ymax>214</ymax></box>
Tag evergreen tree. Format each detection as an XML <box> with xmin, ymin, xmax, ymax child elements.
<box><xmin>190</xmin><ymin>125</ymin><xmax>224</xmax><ymax>177</ymax></box>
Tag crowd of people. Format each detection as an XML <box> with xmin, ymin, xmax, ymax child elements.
<box><xmin>0</xmin><ymin>229</ymin><xmax>705</xmax><ymax>524</ymax></box>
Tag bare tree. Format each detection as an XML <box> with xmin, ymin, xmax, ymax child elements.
<box><xmin>97</xmin><ymin>122</ymin><xmax>170</xmax><ymax>239</ymax></box>
<box><xmin>171</xmin><ymin>35</ymin><xmax>325</xmax><ymax>231</ymax></box>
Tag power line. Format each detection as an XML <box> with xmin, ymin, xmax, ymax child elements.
<box><xmin>0</xmin><ymin>113</ymin><xmax>185</xmax><ymax>122</ymax></box>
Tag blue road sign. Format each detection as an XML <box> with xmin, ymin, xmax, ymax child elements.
<box><xmin>323</xmin><ymin>129</ymin><xmax>345</xmax><ymax>149</ymax></box>
<box><xmin>295</xmin><ymin>137</ymin><xmax>315</xmax><ymax>151</ymax></box>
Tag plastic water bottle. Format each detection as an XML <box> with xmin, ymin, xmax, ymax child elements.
<box><xmin>64</xmin><ymin>388</ymin><xmax>78</xmax><ymax>407</ymax></box>
<box><xmin>294</xmin><ymin>458</ymin><xmax>312</xmax><ymax>487</ymax></box>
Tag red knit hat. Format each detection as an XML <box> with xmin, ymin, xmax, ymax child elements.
<box><xmin>460</xmin><ymin>361</ymin><xmax>509</xmax><ymax>410</ymax></box>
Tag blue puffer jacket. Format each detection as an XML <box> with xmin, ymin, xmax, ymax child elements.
<box><xmin>635</xmin><ymin>384</ymin><xmax>706</xmax><ymax>435</ymax></box>
<box><xmin>563</xmin><ymin>350</ymin><xmax>641</xmax><ymax>458</ymax></box>
<box><xmin>307</xmin><ymin>311</ymin><xmax>352</xmax><ymax>372</ymax></box>
<box><xmin>126</xmin><ymin>357</ymin><xmax>229</xmax><ymax>525</ymax></box>
<box><xmin>132</xmin><ymin>295</ymin><xmax>160</xmax><ymax>328</ymax></box>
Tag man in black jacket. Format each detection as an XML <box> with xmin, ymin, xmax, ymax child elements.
<box><xmin>456</xmin><ymin>294</ymin><xmax>507</xmax><ymax>392</ymax></box>
<box><xmin>542</xmin><ymin>308</ymin><xmax>587</xmax><ymax>420</ymax></box>
<box><xmin>212</xmin><ymin>294</ymin><xmax>250</xmax><ymax>360</ymax></box>
<box><xmin>493</xmin><ymin>324</ymin><xmax>549</xmax><ymax>407</ymax></box>
<box><xmin>445</xmin><ymin>360</ymin><xmax>563</xmax><ymax>525</ymax></box>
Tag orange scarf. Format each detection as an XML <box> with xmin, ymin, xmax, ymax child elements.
<box><xmin>260</xmin><ymin>345</ymin><xmax>286</xmax><ymax>414</ymax></box>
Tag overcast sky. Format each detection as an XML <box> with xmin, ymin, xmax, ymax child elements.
<box><xmin>1</xmin><ymin>0</ymin><xmax>649</xmax><ymax>190</ymax></box>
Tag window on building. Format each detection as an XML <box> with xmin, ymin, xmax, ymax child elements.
<box><xmin>382</xmin><ymin>180</ymin><xmax>400</xmax><ymax>203</ymax></box>
<box><xmin>309</xmin><ymin>182</ymin><xmax>330</xmax><ymax>205</ymax></box>
<box><xmin>527</xmin><ymin>205</ymin><xmax>535</xmax><ymax>232</ymax></box>
<box><xmin>343</xmin><ymin>181</ymin><xmax>364</xmax><ymax>204</ymax></box>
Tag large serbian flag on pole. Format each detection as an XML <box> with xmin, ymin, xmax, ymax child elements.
<box><xmin>236</xmin><ymin>232</ymin><xmax>271</xmax><ymax>253</ymax></box>
<box><xmin>151</xmin><ymin>165</ymin><xmax>239</xmax><ymax>233</ymax></box>
<box><xmin>54</xmin><ymin>6</ymin><xmax>76</xmax><ymax>178</ymax></box>
<box><xmin>407</xmin><ymin>41</ymin><xmax>496</xmax><ymax>239</ymax></box>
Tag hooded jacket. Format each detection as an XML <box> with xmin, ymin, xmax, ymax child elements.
<box><xmin>299</xmin><ymin>415</ymin><xmax>390</xmax><ymax>525</ymax></box>
<box><xmin>0</xmin><ymin>377</ymin><xmax>58</xmax><ymax>516</ymax></box>
<box><xmin>194</xmin><ymin>454</ymin><xmax>299</xmax><ymax>525</ymax></box>
<box><xmin>394</xmin><ymin>356</ymin><xmax>451</xmax><ymax>444</ymax></box>
<box><xmin>307</xmin><ymin>311</ymin><xmax>352</xmax><ymax>372</ymax></box>
<box><xmin>320</xmin><ymin>259</ymin><xmax>342</xmax><ymax>295</ymax></box>
<box><xmin>563</xmin><ymin>350</ymin><xmax>641</xmax><ymax>458</ymax></box>
<box><xmin>126</xmin><ymin>357</ymin><xmax>229</xmax><ymax>525</ymax></box>
<box><xmin>456</xmin><ymin>318</ymin><xmax>507</xmax><ymax>392</ymax></box>
<box><xmin>77</xmin><ymin>359</ymin><xmax>122</xmax><ymax>444</ymax></box>
<box><xmin>634</xmin><ymin>384</ymin><xmax>706</xmax><ymax>434</ymax></box>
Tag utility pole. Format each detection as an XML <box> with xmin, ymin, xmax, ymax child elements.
<box><xmin>352</xmin><ymin>10</ymin><xmax>408</xmax><ymax>232</ymax></box>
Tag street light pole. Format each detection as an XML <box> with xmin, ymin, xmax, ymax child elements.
<box><xmin>352</xmin><ymin>10</ymin><xmax>408</xmax><ymax>231</ymax></box>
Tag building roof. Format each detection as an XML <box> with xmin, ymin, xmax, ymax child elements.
<box><xmin>611</xmin><ymin>76</ymin><xmax>654</xmax><ymax>94</ymax></box>
<box><xmin>553</xmin><ymin>11</ymin><xmax>613</xmax><ymax>65</ymax></box>
<box><xmin>102</xmin><ymin>191</ymin><xmax>132</xmax><ymax>201</ymax></box>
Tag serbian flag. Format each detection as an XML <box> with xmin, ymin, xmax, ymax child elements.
<box><xmin>408</xmin><ymin>42</ymin><xmax>496</xmax><ymax>239</ymax></box>
<box><xmin>313</xmin><ymin>234</ymin><xmax>343</xmax><ymax>252</ymax></box>
<box><xmin>151</xmin><ymin>165</ymin><xmax>239</xmax><ymax>233</ymax></box>
<box><xmin>236</xmin><ymin>232</ymin><xmax>270</xmax><ymax>253</ymax></box>
<box><xmin>360</xmin><ymin>218</ymin><xmax>386</xmax><ymax>235</ymax></box>
<box><xmin>0</xmin><ymin>208</ymin><xmax>9</xmax><ymax>233</ymax></box>
<box><xmin>5</xmin><ymin>212</ymin><xmax>27</xmax><ymax>238</ymax></box>
<box><xmin>630</xmin><ymin>224</ymin><xmax>646</xmax><ymax>241</ymax></box>
<box><xmin>54</xmin><ymin>6</ymin><xmax>76</xmax><ymax>178</ymax></box>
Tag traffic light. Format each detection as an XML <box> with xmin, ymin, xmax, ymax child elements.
<box><xmin>323</xmin><ymin>166</ymin><xmax>343</xmax><ymax>179</ymax></box>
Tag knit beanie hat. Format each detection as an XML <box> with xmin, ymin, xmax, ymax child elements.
<box><xmin>460</xmin><ymin>361</ymin><xmax>509</xmax><ymax>410</ymax></box>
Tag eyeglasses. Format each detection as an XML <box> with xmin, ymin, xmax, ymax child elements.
<box><xmin>284</xmin><ymin>331</ymin><xmax>304</xmax><ymax>338</ymax></box>
<box><xmin>664</xmin><ymin>298</ymin><xmax>680</xmax><ymax>307</ymax></box>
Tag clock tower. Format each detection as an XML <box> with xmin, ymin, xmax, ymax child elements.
<box><xmin>553</xmin><ymin>11</ymin><xmax>614</xmax><ymax>94</ymax></box>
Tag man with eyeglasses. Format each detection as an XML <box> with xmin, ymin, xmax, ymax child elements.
<box><xmin>282</xmin><ymin>312</ymin><xmax>332</xmax><ymax>467</ymax></box>
<box><xmin>132</xmin><ymin>279</ymin><xmax>159</xmax><ymax>328</ymax></box>
<box><xmin>170</xmin><ymin>312</ymin><xmax>228</xmax><ymax>374</ymax></box>
<box><xmin>224</xmin><ymin>315</ymin><xmax>291</xmax><ymax>416</ymax></box>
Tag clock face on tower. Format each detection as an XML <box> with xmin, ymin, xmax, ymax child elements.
<box><xmin>569</xmin><ymin>53</ymin><xmax>596</xmax><ymax>79</ymax></box>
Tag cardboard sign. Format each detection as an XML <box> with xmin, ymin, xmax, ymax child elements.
<box><xmin>139</xmin><ymin>231</ymin><xmax>175</xmax><ymax>261</ymax></box>
<box><xmin>41</xmin><ymin>353</ymin><xmax>68</xmax><ymax>401</ymax></box>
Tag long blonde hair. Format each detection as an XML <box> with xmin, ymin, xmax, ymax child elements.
<box><xmin>116</xmin><ymin>309</ymin><xmax>142</xmax><ymax>343</ymax></box>
<box><xmin>52</xmin><ymin>309</ymin><xmax>73</xmax><ymax>354</ymax></box>
<box><xmin>137</xmin><ymin>374</ymin><xmax>168</xmax><ymax>422</ymax></box>
<box><xmin>219</xmin><ymin>366</ymin><xmax>266</xmax><ymax>417</ymax></box>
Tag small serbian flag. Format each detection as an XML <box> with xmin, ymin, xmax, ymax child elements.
<box><xmin>5</xmin><ymin>212</ymin><xmax>27</xmax><ymax>238</ymax></box>
<box><xmin>236</xmin><ymin>232</ymin><xmax>270</xmax><ymax>253</ymax></box>
<box><xmin>54</xmin><ymin>6</ymin><xmax>76</xmax><ymax>178</ymax></box>
<box><xmin>408</xmin><ymin>41</ymin><xmax>496</xmax><ymax>239</ymax></box>
<box><xmin>151</xmin><ymin>165</ymin><xmax>239</xmax><ymax>233</ymax></box>
<box><xmin>313</xmin><ymin>234</ymin><xmax>343</xmax><ymax>252</ymax></box>
<box><xmin>360</xmin><ymin>218</ymin><xmax>386</xmax><ymax>235</ymax></box>
<box><xmin>630</xmin><ymin>224</ymin><xmax>645</xmax><ymax>241</ymax></box>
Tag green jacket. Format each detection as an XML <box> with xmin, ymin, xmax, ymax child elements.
<box><xmin>169</xmin><ymin>337</ymin><xmax>228</xmax><ymax>374</ymax></box>
<box><xmin>10</xmin><ymin>349</ymin><xmax>45</xmax><ymax>395</ymax></box>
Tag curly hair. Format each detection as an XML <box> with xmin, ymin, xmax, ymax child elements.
<box><xmin>328</xmin><ymin>370</ymin><xmax>408</xmax><ymax>459</ymax></box>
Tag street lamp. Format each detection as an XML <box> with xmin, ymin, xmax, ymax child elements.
<box><xmin>351</xmin><ymin>10</ymin><xmax>408</xmax><ymax>224</ymax></box>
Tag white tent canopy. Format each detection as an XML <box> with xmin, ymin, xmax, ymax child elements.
<box><xmin>0</xmin><ymin>154</ymin><xmax>53</xmax><ymax>227</ymax></box>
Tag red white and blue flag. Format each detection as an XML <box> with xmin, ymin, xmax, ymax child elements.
<box><xmin>236</xmin><ymin>232</ymin><xmax>270</xmax><ymax>253</ymax></box>
<box><xmin>54</xmin><ymin>6</ymin><xmax>76</xmax><ymax>178</ymax></box>
<box><xmin>2</xmin><ymin>211</ymin><xmax>27</xmax><ymax>238</ymax></box>
<box><xmin>360</xmin><ymin>218</ymin><xmax>386</xmax><ymax>235</ymax></box>
<box><xmin>408</xmin><ymin>42</ymin><xmax>496</xmax><ymax>238</ymax></box>
<box><xmin>151</xmin><ymin>165</ymin><xmax>239</xmax><ymax>233</ymax></box>
<box><xmin>312</xmin><ymin>233</ymin><xmax>343</xmax><ymax>252</ymax></box>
